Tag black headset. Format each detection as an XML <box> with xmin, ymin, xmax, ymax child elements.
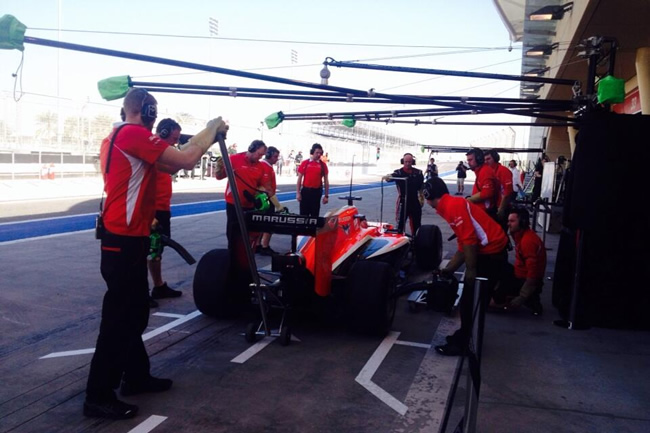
<box><xmin>265</xmin><ymin>146</ymin><xmax>279</xmax><ymax>159</ymax></box>
<box><xmin>248</xmin><ymin>139</ymin><xmax>266</xmax><ymax>153</ymax></box>
<box><xmin>156</xmin><ymin>118</ymin><xmax>180</xmax><ymax>139</ymax></box>
<box><xmin>136</xmin><ymin>89</ymin><xmax>157</xmax><ymax>124</ymax></box>
<box><xmin>310</xmin><ymin>143</ymin><xmax>323</xmax><ymax>155</ymax></box>
<box><xmin>466</xmin><ymin>148</ymin><xmax>484</xmax><ymax>165</ymax></box>
<box><xmin>422</xmin><ymin>177</ymin><xmax>448</xmax><ymax>200</ymax></box>
<box><xmin>400</xmin><ymin>153</ymin><xmax>416</xmax><ymax>165</ymax></box>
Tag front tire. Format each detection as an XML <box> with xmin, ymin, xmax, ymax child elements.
<box><xmin>414</xmin><ymin>225</ymin><xmax>442</xmax><ymax>270</ymax></box>
<box><xmin>193</xmin><ymin>249</ymin><xmax>240</xmax><ymax>318</ymax></box>
<box><xmin>345</xmin><ymin>261</ymin><xmax>396</xmax><ymax>335</ymax></box>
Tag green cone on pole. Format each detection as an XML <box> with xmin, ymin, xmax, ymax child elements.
<box><xmin>597</xmin><ymin>75</ymin><xmax>625</xmax><ymax>104</ymax></box>
<box><xmin>264</xmin><ymin>111</ymin><xmax>284</xmax><ymax>129</ymax></box>
<box><xmin>0</xmin><ymin>15</ymin><xmax>27</xmax><ymax>51</ymax></box>
<box><xmin>341</xmin><ymin>118</ymin><xmax>356</xmax><ymax>128</ymax></box>
<box><xmin>97</xmin><ymin>76</ymin><xmax>132</xmax><ymax>101</ymax></box>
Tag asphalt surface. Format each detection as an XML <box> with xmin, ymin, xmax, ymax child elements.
<box><xmin>1</xmin><ymin>175</ymin><xmax>649</xmax><ymax>433</ymax></box>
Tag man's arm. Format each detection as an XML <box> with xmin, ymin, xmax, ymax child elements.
<box><xmin>157</xmin><ymin>118</ymin><xmax>225</xmax><ymax>171</ymax></box>
<box><xmin>296</xmin><ymin>172</ymin><xmax>304</xmax><ymax>202</ymax></box>
<box><xmin>322</xmin><ymin>171</ymin><xmax>329</xmax><ymax>204</ymax></box>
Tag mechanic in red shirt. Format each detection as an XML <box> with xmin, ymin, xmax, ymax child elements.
<box><xmin>85</xmin><ymin>89</ymin><xmax>227</xmax><ymax>420</ymax></box>
<box><xmin>466</xmin><ymin>148</ymin><xmax>498</xmax><ymax>217</ymax></box>
<box><xmin>216</xmin><ymin>140</ymin><xmax>274</xmax><ymax>280</ymax></box>
<box><xmin>493</xmin><ymin>207</ymin><xmax>546</xmax><ymax>315</ymax></box>
<box><xmin>423</xmin><ymin>177</ymin><xmax>507</xmax><ymax>356</ymax></box>
<box><xmin>296</xmin><ymin>143</ymin><xmax>329</xmax><ymax>217</ymax></box>
<box><xmin>146</xmin><ymin>119</ymin><xmax>183</xmax><ymax>308</ymax></box>
<box><xmin>258</xmin><ymin>146</ymin><xmax>286</xmax><ymax>256</ymax></box>
<box><xmin>484</xmin><ymin>149</ymin><xmax>515</xmax><ymax>223</ymax></box>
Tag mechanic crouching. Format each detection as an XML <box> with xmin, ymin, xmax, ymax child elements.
<box><xmin>422</xmin><ymin>177</ymin><xmax>508</xmax><ymax>356</ymax></box>
<box><xmin>492</xmin><ymin>207</ymin><xmax>546</xmax><ymax>315</ymax></box>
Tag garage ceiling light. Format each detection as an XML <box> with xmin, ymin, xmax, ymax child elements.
<box><xmin>530</xmin><ymin>2</ymin><xmax>574</xmax><ymax>21</ymax></box>
<box><xmin>525</xmin><ymin>43</ymin><xmax>559</xmax><ymax>57</ymax></box>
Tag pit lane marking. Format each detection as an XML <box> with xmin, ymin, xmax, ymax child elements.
<box><xmin>39</xmin><ymin>310</ymin><xmax>202</xmax><ymax>359</ymax></box>
<box><xmin>230</xmin><ymin>337</ymin><xmax>277</xmax><ymax>364</ymax></box>
<box><xmin>127</xmin><ymin>415</ymin><xmax>167</xmax><ymax>432</ymax></box>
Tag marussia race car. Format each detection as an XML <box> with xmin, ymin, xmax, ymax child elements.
<box><xmin>192</xmin><ymin>193</ymin><xmax>443</xmax><ymax>342</ymax></box>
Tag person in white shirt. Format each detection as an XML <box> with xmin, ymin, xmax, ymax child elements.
<box><xmin>509</xmin><ymin>160</ymin><xmax>523</xmax><ymax>195</ymax></box>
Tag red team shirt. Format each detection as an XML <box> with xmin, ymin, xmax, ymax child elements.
<box><xmin>100</xmin><ymin>124</ymin><xmax>167</xmax><ymax>237</ymax></box>
<box><xmin>435</xmin><ymin>194</ymin><xmax>507</xmax><ymax>254</ymax></box>
<box><xmin>154</xmin><ymin>163</ymin><xmax>173</xmax><ymax>211</ymax></box>
<box><xmin>493</xmin><ymin>163</ymin><xmax>514</xmax><ymax>208</ymax></box>
<box><xmin>298</xmin><ymin>159</ymin><xmax>328</xmax><ymax>188</ymax></box>
<box><xmin>512</xmin><ymin>229</ymin><xmax>547</xmax><ymax>279</ymax></box>
<box><xmin>471</xmin><ymin>164</ymin><xmax>498</xmax><ymax>212</ymax></box>
<box><xmin>225</xmin><ymin>152</ymin><xmax>271</xmax><ymax>207</ymax></box>
<box><xmin>261</xmin><ymin>159</ymin><xmax>277</xmax><ymax>194</ymax></box>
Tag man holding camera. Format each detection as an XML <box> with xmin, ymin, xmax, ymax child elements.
<box><xmin>85</xmin><ymin>88</ymin><xmax>227</xmax><ymax>420</ymax></box>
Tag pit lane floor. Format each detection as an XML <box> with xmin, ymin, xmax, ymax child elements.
<box><xmin>1</xmin><ymin>176</ymin><xmax>649</xmax><ymax>433</ymax></box>
<box><xmin>0</xmin><ymin>180</ymin><xmax>462</xmax><ymax>433</ymax></box>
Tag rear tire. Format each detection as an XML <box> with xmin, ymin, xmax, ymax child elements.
<box><xmin>193</xmin><ymin>249</ymin><xmax>240</xmax><ymax>318</ymax></box>
<box><xmin>345</xmin><ymin>261</ymin><xmax>396</xmax><ymax>336</ymax></box>
<box><xmin>414</xmin><ymin>225</ymin><xmax>442</xmax><ymax>270</ymax></box>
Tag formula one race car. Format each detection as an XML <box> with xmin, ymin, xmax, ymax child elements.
<box><xmin>193</xmin><ymin>194</ymin><xmax>442</xmax><ymax>341</ymax></box>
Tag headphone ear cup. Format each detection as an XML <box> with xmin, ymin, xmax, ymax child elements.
<box><xmin>400</xmin><ymin>158</ymin><xmax>404</xmax><ymax>164</ymax></box>
<box><xmin>412</xmin><ymin>159</ymin><xmax>416</xmax><ymax>166</ymax></box>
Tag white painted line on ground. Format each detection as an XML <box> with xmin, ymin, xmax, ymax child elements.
<box><xmin>153</xmin><ymin>312</ymin><xmax>186</xmax><ymax>319</ymax></box>
<box><xmin>398</xmin><ymin>316</ymin><xmax>462</xmax><ymax>432</ymax></box>
<box><xmin>231</xmin><ymin>337</ymin><xmax>276</xmax><ymax>364</ymax></box>
<box><xmin>395</xmin><ymin>340</ymin><xmax>431</xmax><ymax>349</ymax></box>
<box><xmin>127</xmin><ymin>415</ymin><xmax>167</xmax><ymax>432</ymax></box>
<box><xmin>40</xmin><ymin>310</ymin><xmax>202</xmax><ymax>359</ymax></box>
<box><xmin>40</xmin><ymin>348</ymin><xmax>94</xmax><ymax>359</ymax></box>
<box><xmin>355</xmin><ymin>331</ymin><xmax>409</xmax><ymax>416</ymax></box>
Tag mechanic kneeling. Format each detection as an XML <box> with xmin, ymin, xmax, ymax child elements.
<box><xmin>492</xmin><ymin>207</ymin><xmax>546</xmax><ymax>315</ymax></box>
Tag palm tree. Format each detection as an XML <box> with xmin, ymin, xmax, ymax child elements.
<box><xmin>36</xmin><ymin>111</ymin><xmax>58</xmax><ymax>145</ymax></box>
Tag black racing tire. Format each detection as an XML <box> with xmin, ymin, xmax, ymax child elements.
<box><xmin>345</xmin><ymin>261</ymin><xmax>396</xmax><ymax>336</ymax></box>
<box><xmin>414</xmin><ymin>224</ymin><xmax>443</xmax><ymax>270</ymax></box>
<box><xmin>245</xmin><ymin>322</ymin><xmax>258</xmax><ymax>343</ymax></box>
<box><xmin>193</xmin><ymin>249</ymin><xmax>239</xmax><ymax>318</ymax></box>
<box><xmin>279</xmin><ymin>325</ymin><xmax>291</xmax><ymax>346</ymax></box>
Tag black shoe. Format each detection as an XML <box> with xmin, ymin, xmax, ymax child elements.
<box><xmin>258</xmin><ymin>246</ymin><xmax>277</xmax><ymax>256</ymax></box>
<box><xmin>528</xmin><ymin>300</ymin><xmax>543</xmax><ymax>316</ymax></box>
<box><xmin>445</xmin><ymin>330</ymin><xmax>462</xmax><ymax>344</ymax></box>
<box><xmin>121</xmin><ymin>376</ymin><xmax>173</xmax><ymax>397</ymax></box>
<box><xmin>149</xmin><ymin>296</ymin><xmax>159</xmax><ymax>308</ymax></box>
<box><xmin>255</xmin><ymin>245</ymin><xmax>262</xmax><ymax>254</ymax></box>
<box><xmin>435</xmin><ymin>343</ymin><xmax>465</xmax><ymax>356</ymax></box>
<box><xmin>151</xmin><ymin>283</ymin><xmax>182</xmax><ymax>299</ymax></box>
<box><xmin>83</xmin><ymin>399</ymin><xmax>138</xmax><ymax>419</ymax></box>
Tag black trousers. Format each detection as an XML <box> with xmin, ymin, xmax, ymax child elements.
<box><xmin>457</xmin><ymin>249</ymin><xmax>507</xmax><ymax>346</ymax></box>
<box><xmin>300</xmin><ymin>187</ymin><xmax>322</xmax><ymax>217</ymax></box>
<box><xmin>86</xmin><ymin>233</ymin><xmax>151</xmax><ymax>402</ymax></box>
<box><xmin>396</xmin><ymin>197</ymin><xmax>422</xmax><ymax>236</ymax></box>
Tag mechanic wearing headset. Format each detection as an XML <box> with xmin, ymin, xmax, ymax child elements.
<box><xmin>85</xmin><ymin>88</ymin><xmax>227</xmax><ymax>420</ymax></box>
<box><xmin>383</xmin><ymin>153</ymin><xmax>425</xmax><ymax>236</ymax></box>
<box><xmin>492</xmin><ymin>207</ymin><xmax>546</xmax><ymax>315</ymax></box>
<box><xmin>146</xmin><ymin>119</ymin><xmax>183</xmax><ymax>308</ymax></box>
<box><xmin>483</xmin><ymin>149</ymin><xmax>515</xmax><ymax>224</ymax></box>
<box><xmin>215</xmin><ymin>140</ymin><xmax>278</xmax><ymax>280</ymax></box>
<box><xmin>466</xmin><ymin>148</ymin><xmax>498</xmax><ymax>218</ymax></box>
<box><xmin>296</xmin><ymin>143</ymin><xmax>329</xmax><ymax>217</ymax></box>
<box><xmin>258</xmin><ymin>146</ymin><xmax>284</xmax><ymax>256</ymax></box>
<box><xmin>423</xmin><ymin>176</ymin><xmax>508</xmax><ymax>356</ymax></box>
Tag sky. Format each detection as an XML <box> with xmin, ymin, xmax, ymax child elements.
<box><xmin>0</xmin><ymin>0</ymin><xmax>530</xmax><ymax>149</ymax></box>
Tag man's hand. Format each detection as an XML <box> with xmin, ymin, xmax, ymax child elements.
<box><xmin>418</xmin><ymin>191</ymin><xmax>425</xmax><ymax>207</ymax></box>
<box><xmin>296</xmin><ymin>191</ymin><xmax>302</xmax><ymax>202</ymax></box>
<box><xmin>382</xmin><ymin>175</ymin><xmax>391</xmax><ymax>182</ymax></box>
<box><xmin>322</xmin><ymin>195</ymin><xmax>329</xmax><ymax>204</ymax></box>
<box><xmin>207</xmin><ymin>116</ymin><xmax>229</xmax><ymax>135</ymax></box>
